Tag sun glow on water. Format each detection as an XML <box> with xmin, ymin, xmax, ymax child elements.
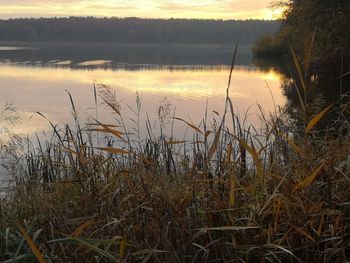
<box><xmin>0</xmin><ymin>64</ymin><xmax>285</xmax><ymax>137</ymax></box>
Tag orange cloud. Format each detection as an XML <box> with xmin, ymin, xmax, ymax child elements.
<box><xmin>0</xmin><ymin>0</ymin><xmax>280</xmax><ymax>20</ymax></box>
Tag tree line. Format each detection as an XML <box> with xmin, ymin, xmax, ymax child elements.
<box><xmin>254</xmin><ymin>0</ymin><xmax>350</xmax><ymax>60</ymax></box>
<box><xmin>0</xmin><ymin>17</ymin><xmax>280</xmax><ymax>45</ymax></box>
<box><xmin>253</xmin><ymin>0</ymin><xmax>350</xmax><ymax>132</ymax></box>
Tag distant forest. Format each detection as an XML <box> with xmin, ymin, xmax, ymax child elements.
<box><xmin>0</xmin><ymin>17</ymin><xmax>280</xmax><ymax>44</ymax></box>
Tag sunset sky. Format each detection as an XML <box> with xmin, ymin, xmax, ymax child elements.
<box><xmin>0</xmin><ymin>0</ymin><xmax>284</xmax><ymax>20</ymax></box>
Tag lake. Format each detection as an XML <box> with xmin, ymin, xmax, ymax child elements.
<box><xmin>0</xmin><ymin>42</ymin><xmax>285</xmax><ymax>140</ymax></box>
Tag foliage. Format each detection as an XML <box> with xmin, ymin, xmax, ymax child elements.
<box><xmin>254</xmin><ymin>0</ymin><xmax>350</xmax><ymax>60</ymax></box>
<box><xmin>252</xmin><ymin>33</ymin><xmax>286</xmax><ymax>56</ymax></box>
<box><xmin>281</xmin><ymin>0</ymin><xmax>350</xmax><ymax>56</ymax></box>
<box><xmin>0</xmin><ymin>17</ymin><xmax>280</xmax><ymax>45</ymax></box>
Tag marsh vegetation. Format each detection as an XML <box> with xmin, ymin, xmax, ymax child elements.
<box><xmin>0</xmin><ymin>1</ymin><xmax>350</xmax><ymax>262</ymax></box>
<box><xmin>0</xmin><ymin>43</ymin><xmax>349</xmax><ymax>262</ymax></box>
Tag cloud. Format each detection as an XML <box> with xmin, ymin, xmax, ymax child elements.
<box><xmin>153</xmin><ymin>0</ymin><xmax>274</xmax><ymax>19</ymax></box>
<box><xmin>0</xmin><ymin>0</ymin><xmax>276</xmax><ymax>19</ymax></box>
<box><xmin>158</xmin><ymin>0</ymin><xmax>270</xmax><ymax>12</ymax></box>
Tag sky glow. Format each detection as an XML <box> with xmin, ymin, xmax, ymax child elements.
<box><xmin>0</xmin><ymin>0</ymin><xmax>284</xmax><ymax>20</ymax></box>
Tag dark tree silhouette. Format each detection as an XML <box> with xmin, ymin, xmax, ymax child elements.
<box><xmin>254</xmin><ymin>0</ymin><xmax>350</xmax><ymax>59</ymax></box>
<box><xmin>0</xmin><ymin>17</ymin><xmax>280</xmax><ymax>45</ymax></box>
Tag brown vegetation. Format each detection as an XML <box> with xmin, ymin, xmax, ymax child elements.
<box><xmin>0</xmin><ymin>46</ymin><xmax>349</xmax><ymax>262</ymax></box>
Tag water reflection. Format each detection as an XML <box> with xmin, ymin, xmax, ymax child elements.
<box><xmin>0</xmin><ymin>43</ymin><xmax>254</xmax><ymax>69</ymax></box>
<box><xmin>254</xmin><ymin>54</ymin><xmax>350</xmax><ymax>135</ymax></box>
<box><xmin>0</xmin><ymin>65</ymin><xmax>284</xmax><ymax>138</ymax></box>
<box><xmin>0</xmin><ymin>43</ymin><xmax>286</xmax><ymax>139</ymax></box>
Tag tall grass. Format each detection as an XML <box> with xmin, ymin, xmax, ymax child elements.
<box><xmin>0</xmin><ymin>47</ymin><xmax>349</xmax><ymax>262</ymax></box>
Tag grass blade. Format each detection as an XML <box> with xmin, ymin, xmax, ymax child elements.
<box><xmin>208</xmin><ymin>125</ymin><xmax>222</xmax><ymax>161</ymax></box>
<box><xmin>200</xmin><ymin>226</ymin><xmax>260</xmax><ymax>231</ymax></box>
<box><xmin>89</xmin><ymin>124</ymin><xmax>125</xmax><ymax>141</ymax></box>
<box><xmin>71</xmin><ymin>219</ymin><xmax>94</xmax><ymax>237</ymax></box>
<box><xmin>290</xmin><ymin>45</ymin><xmax>306</xmax><ymax>91</ymax></box>
<box><xmin>235</xmin><ymin>136</ymin><xmax>264</xmax><ymax>180</ymax></box>
<box><xmin>52</xmin><ymin>237</ymin><xmax>119</xmax><ymax>262</ymax></box>
<box><xmin>279</xmin><ymin>132</ymin><xmax>305</xmax><ymax>156</ymax></box>
<box><xmin>294</xmin><ymin>162</ymin><xmax>326</xmax><ymax>190</ymax></box>
<box><xmin>229</xmin><ymin>171</ymin><xmax>235</xmax><ymax>208</ymax></box>
<box><xmin>119</xmin><ymin>237</ymin><xmax>127</xmax><ymax>258</ymax></box>
<box><xmin>305</xmin><ymin>104</ymin><xmax>333</xmax><ymax>133</ymax></box>
<box><xmin>173</xmin><ymin>117</ymin><xmax>203</xmax><ymax>135</ymax></box>
<box><xmin>18</xmin><ymin>224</ymin><xmax>47</xmax><ymax>263</ymax></box>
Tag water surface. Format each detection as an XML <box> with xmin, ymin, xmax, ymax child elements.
<box><xmin>0</xmin><ymin>43</ymin><xmax>285</xmax><ymax>139</ymax></box>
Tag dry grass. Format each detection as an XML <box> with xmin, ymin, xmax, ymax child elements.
<box><xmin>0</xmin><ymin>48</ymin><xmax>349</xmax><ymax>262</ymax></box>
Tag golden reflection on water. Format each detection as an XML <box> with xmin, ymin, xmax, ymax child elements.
<box><xmin>0</xmin><ymin>64</ymin><xmax>285</xmax><ymax>137</ymax></box>
<box><xmin>76</xmin><ymin>60</ymin><xmax>112</xmax><ymax>66</ymax></box>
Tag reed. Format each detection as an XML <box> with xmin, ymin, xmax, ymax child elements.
<box><xmin>0</xmin><ymin>48</ymin><xmax>349</xmax><ymax>262</ymax></box>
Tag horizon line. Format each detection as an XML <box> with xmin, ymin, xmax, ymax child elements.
<box><xmin>0</xmin><ymin>16</ymin><xmax>283</xmax><ymax>22</ymax></box>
